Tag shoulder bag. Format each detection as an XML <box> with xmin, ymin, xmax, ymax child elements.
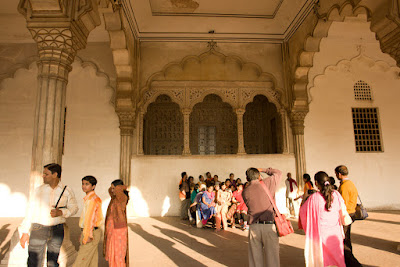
<box><xmin>354</xmin><ymin>195</ymin><xmax>368</xmax><ymax>220</ymax></box>
<box><xmin>259</xmin><ymin>181</ymin><xmax>294</xmax><ymax>237</ymax></box>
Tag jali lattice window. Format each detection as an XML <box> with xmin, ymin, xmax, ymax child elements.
<box><xmin>354</xmin><ymin>80</ymin><xmax>372</xmax><ymax>100</ymax></box>
<box><xmin>352</xmin><ymin>108</ymin><xmax>382</xmax><ymax>152</ymax></box>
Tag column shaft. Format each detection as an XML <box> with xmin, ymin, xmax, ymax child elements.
<box><xmin>236</xmin><ymin>109</ymin><xmax>246</xmax><ymax>155</ymax></box>
<box><xmin>182</xmin><ymin>109</ymin><xmax>191</xmax><ymax>155</ymax></box>
<box><xmin>138</xmin><ymin>111</ymin><xmax>144</xmax><ymax>155</ymax></box>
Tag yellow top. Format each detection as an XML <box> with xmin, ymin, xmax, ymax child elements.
<box><xmin>339</xmin><ymin>179</ymin><xmax>358</xmax><ymax>214</ymax></box>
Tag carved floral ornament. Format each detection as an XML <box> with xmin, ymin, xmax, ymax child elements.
<box><xmin>140</xmin><ymin>83</ymin><xmax>282</xmax><ymax>114</ymax></box>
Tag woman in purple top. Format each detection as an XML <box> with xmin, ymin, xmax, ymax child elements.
<box><xmin>200</xmin><ymin>185</ymin><xmax>216</xmax><ymax>225</ymax></box>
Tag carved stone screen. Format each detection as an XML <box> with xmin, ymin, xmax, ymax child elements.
<box><xmin>244</xmin><ymin>95</ymin><xmax>280</xmax><ymax>154</ymax></box>
<box><xmin>190</xmin><ymin>94</ymin><xmax>238</xmax><ymax>154</ymax></box>
<box><xmin>143</xmin><ymin>95</ymin><xmax>183</xmax><ymax>155</ymax></box>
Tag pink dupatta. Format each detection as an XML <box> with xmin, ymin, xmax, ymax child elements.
<box><xmin>299</xmin><ymin>190</ymin><xmax>351</xmax><ymax>267</ymax></box>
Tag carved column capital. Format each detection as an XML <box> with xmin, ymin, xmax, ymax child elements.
<box><xmin>290</xmin><ymin>111</ymin><xmax>308</xmax><ymax>135</ymax></box>
<box><xmin>117</xmin><ymin>111</ymin><xmax>135</xmax><ymax>136</ymax></box>
<box><xmin>235</xmin><ymin>108</ymin><xmax>246</xmax><ymax>116</ymax></box>
<box><xmin>19</xmin><ymin>0</ymin><xmax>101</xmax><ymax>54</ymax></box>
<box><xmin>181</xmin><ymin>108</ymin><xmax>192</xmax><ymax>116</ymax></box>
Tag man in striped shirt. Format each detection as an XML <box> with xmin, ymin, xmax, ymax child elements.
<box><xmin>73</xmin><ymin>176</ymin><xmax>103</xmax><ymax>267</ymax></box>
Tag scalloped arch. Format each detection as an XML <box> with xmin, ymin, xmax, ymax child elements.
<box><xmin>141</xmin><ymin>49</ymin><xmax>279</xmax><ymax>95</ymax></box>
<box><xmin>142</xmin><ymin>90</ymin><xmax>184</xmax><ymax>112</ymax></box>
<box><xmin>308</xmin><ymin>53</ymin><xmax>400</xmax><ymax>102</ymax></box>
<box><xmin>0</xmin><ymin>56</ymin><xmax>116</xmax><ymax>106</ymax></box>
<box><xmin>292</xmin><ymin>1</ymin><xmax>371</xmax><ymax>109</ymax></box>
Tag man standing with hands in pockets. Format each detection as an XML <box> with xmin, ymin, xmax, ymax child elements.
<box><xmin>20</xmin><ymin>163</ymin><xmax>78</xmax><ymax>267</ymax></box>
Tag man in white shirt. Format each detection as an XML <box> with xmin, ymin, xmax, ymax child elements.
<box><xmin>19</xmin><ymin>163</ymin><xmax>78</xmax><ymax>267</ymax></box>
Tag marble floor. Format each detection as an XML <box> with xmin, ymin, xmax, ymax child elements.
<box><xmin>1</xmin><ymin>210</ymin><xmax>400</xmax><ymax>266</ymax></box>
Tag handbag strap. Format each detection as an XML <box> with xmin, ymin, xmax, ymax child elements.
<box><xmin>55</xmin><ymin>186</ymin><xmax>67</xmax><ymax>208</ymax></box>
<box><xmin>258</xmin><ymin>180</ymin><xmax>284</xmax><ymax>220</ymax></box>
<box><xmin>357</xmin><ymin>195</ymin><xmax>363</xmax><ymax>205</ymax></box>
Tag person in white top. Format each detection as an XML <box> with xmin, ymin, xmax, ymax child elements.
<box><xmin>285</xmin><ymin>172</ymin><xmax>300</xmax><ymax>218</ymax></box>
<box><xmin>19</xmin><ymin>163</ymin><xmax>78</xmax><ymax>267</ymax></box>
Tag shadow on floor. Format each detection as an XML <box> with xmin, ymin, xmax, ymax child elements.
<box><xmin>0</xmin><ymin>224</ymin><xmax>11</xmax><ymax>261</ymax></box>
<box><xmin>129</xmin><ymin>223</ymin><xmax>207</xmax><ymax>267</ymax></box>
<box><xmin>364</xmin><ymin>218</ymin><xmax>400</xmax><ymax>226</ymax></box>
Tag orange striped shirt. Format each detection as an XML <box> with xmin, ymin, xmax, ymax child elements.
<box><xmin>79</xmin><ymin>191</ymin><xmax>103</xmax><ymax>244</ymax></box>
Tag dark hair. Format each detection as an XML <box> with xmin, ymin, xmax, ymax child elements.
<box><xmin>236</xmin><ymin>178</ymin><xmax>242</xmax><ymax>183</ymax></box>
<box><xmin>181</xmin><ymin>172</ymin><xmax>187</xmax><ymax>178</ymax></box>
<box><xmin>303</xmin><ymin>173</ymin><xmax>313</xmax><ymax>187</ymax></box>
<box><xmin>335</xmin><ymin>165</ymin><xmax>348</xmax><ymax>176</ymax></box>
<box><xmin>111</xmin><ymin>179</ymin><xmax>130</xmax><ymax>202</ymax></box>
<box><xmin>244</xmin><ymin>181</ymin><xmax>250</xmax><ymax>188</ymax></box>
<box><xmin>82</xmin><ymin>175</ymin><xmax>97</xmax><ymax>186</ymax></box>
<box><xmin>329</xmin><ymin>176</ymin><xmax>338</xmax><ymax>190</ymax></box>
<box><xmin>246</xmin><ymin>168</ymin><xmax>260</xmax><ymax>181</ymax></box>
<box><xmin>188</xmin><ymin>176</ymin><xmax>194</xmax><ymax>181</ymax></box>
<box><xmin>44</xmin><ymin>163</ymin><xmax>62</xmax><ymax>178</ymax></box>
<box><xmin>199</xmin><ymin>175</ymin><xmax>204</xmax><ymax>179</ymax></box>
<box><xmin>220</xmin><ymin>182</ymin><xmax>225</xmax><ymax>187</ymax></box>
<box><xmin>194</xmin><ymin>184</ymin><xmax>199</xmax><ymax>190</ymax></box>
<box><xmin>314</xmin><ymin>171</ymin><xmax>333</xmax><ymax>211</ymax></box>
<box><xmin>229</xmin><ymin>173</ymin><xmax>234</xmax><ymax>177</ymax></box>
<box><xmin>214</xmin><ymin>175</ymin><xmax>218</xmax><ymax>178</ymax></box>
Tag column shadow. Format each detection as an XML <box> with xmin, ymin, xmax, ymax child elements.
<box><xmin>128</xmin><ymin>223</ymin><xmax>207</xmax><ymax>267</ymax></box>
<box><xmin>352</xmin><ymin>233</ymin><xmax>399</xmax><ymax>254</ymax></box>
<box><xmin>0</xmin><ymin>224</ymin><xmax>11</xmax><ymax>261</ymax></box>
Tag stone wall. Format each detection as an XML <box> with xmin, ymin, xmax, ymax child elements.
<box><xmin>129</xmin><ymin>154</ymin><xmax>296</xmax><ymax>217</ymax></box>
<box><xmin>0</xmin><ymin>53</ymin><xmax>120</xmax><ymax>217</ymax></box>
<box><xmin>304</xmin><ymin>17</ymin><xmax>400</xmax><ymax>209</ymax></box>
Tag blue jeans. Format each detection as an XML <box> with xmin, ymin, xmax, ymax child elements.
<box><xmin>28</xmin><ymin>223</ymin><xmax>64</xmax><ymax>267</ymax></box>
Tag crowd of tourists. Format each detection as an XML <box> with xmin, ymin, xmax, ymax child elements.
<box><xmin>19</xmin><ymin>163</ymin><xmax>129</xmax><ymax>267</ymax></box>
<box><xmin>179</xmin><ymin>172</ymin><xmax>250</xmax><ymax>231</ymax></box>
<box><xmin>179</xmin><ymin>165</ymin><xmax>363</xmax><ymax>267</ymax></box>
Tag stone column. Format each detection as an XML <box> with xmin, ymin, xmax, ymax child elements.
<box><xmin>18</xmin><ymin>0</ymin><xmax>101</xmax><ymax>193</ymax></box>
<box><xmin>138</xmin><ymin>110</ymin><xmax>145</xmax><ymax>155</ymax></box>
<box><xmin>14</xmin><ymin>1</ymin><xmax>101</xmax><ymax>267</ymax></box>
<box><xmin>280</xmin><ymin>109</ymin><xmax>290</xmax><ymax>154</ymax></box>
<box><xmin>291</xmin><ymin>111</ymin><xmax>308</xmax><ymax>187</ymax></box>
<box><xmin>182</xmin><ymin>108</ymin><xmax>191</xmax><ymax>155</ymax></box>
<box><xmin>236</xmin><ymin>108</ymin><xmax>246</xmax><ymax>154</ymax></box>
<box><xmin>118</xmin><ymin>111</ymin><xmax>135</xmax><ymax>186</ymax></box>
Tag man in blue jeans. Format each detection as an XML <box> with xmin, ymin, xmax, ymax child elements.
<box><xmin>20</xmin><ymin>163</ymin><xmax>78</xmax><ymax>267</ymax></box>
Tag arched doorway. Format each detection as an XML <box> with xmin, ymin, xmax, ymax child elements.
<box><xmin>143</xmin><ymin>94</ymin><xmax>183</xmax><ymax>155</ymax></box>
<box><xmin>244</xmin><ymin>95</ymin><xmax>280</xmax><ymax>154</ymax></box>
<box><xmin>190</xmin><ymin>94</ymin><xmax>237</xmax><ymax>154</ymax></box>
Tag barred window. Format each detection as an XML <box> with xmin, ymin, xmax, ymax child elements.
<box><xmin>352</xmin><ymin>108</ymin><xmax>382</xmax><ymax>152</ymax></box>
<box><xmin>354</xmin><ymin>80</ymin><xmax>372</xmax><ymax>100</ymax></box>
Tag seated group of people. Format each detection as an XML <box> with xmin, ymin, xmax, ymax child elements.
<box><xmin>178</xmin><ymin>172</ymin><xmax>250</xmax><ymax>231</ymax></box>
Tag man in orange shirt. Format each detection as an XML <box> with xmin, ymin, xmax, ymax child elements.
<box><xmin>73</xmin><ymin>176</ymin><xmax>103</xmax><ymax>267</ymax></box>
<box><xmin>335</xmin><ymin>165</ymin><xmax>362</xmax><ymax>267</ymax></box>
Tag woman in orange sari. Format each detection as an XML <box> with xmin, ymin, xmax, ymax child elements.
<box><xmin>104</xmin><ymin>179</ymin><xmax>129</xmax><ymax>267</ymax></box>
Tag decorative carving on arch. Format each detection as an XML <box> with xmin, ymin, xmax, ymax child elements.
<box><xmin>142</xmin><ymin>89</ymin><xmax>185</xmax><ymax>112</ymax></box>
<box><xmin>139</xmin><ymin>48</ymin><xmax>283</xmax><ymax>111</ymax></box>
<box><xmin>240</xmin><ymin>88</ymin><xmax>282</xmax><ymax>111</ymax></box>
<box><xmin>187</xmin><ymin>87</ymin><xmax>239</xmax><ymax>110</ymax></box>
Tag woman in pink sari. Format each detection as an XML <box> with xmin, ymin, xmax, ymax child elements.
<box><xmin>104</xmin><ymin>179</ymin><xmax>129</xmax><ymax>267</ymax></box>
<box><xmin>299</xmin><ymin>171</ymin><xmax>352</xmax><ymax>267</ymax></box>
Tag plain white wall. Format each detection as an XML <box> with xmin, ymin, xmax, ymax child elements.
<box><xmin>129</xmin><ymin>154</ymin><xmax>296</xmax><ymax>217</ymax></box>
<box><xmin>305</xmin><ymin>17</ymin><xmax>400</xmax><ymax>209</ymax></box>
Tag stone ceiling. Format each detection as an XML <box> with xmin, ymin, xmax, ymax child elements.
<box><xmin>127</xmin><ymin>0</ymin><xmax>316</xmax><ymax>41</ymax></box>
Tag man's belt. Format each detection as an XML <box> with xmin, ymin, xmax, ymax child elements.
<box><xmin>254</xmin><ymin>220</ymin><xmax>274</xmax><ymax>224</ymax></box>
